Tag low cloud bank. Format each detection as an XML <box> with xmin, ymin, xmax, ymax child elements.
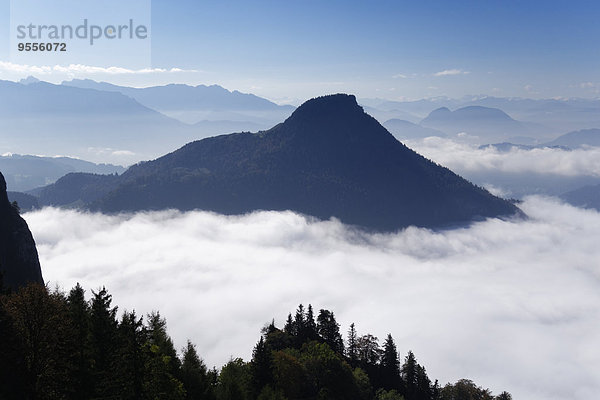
<box><xmin>24</xmin><ymin>197</ymin><xmax>600</xmax><ymax>400</ymax></box>
<box><xmin>405</xmin><ymin>137</ymin><xmax>600</xmax><ymax>177</ymax></box>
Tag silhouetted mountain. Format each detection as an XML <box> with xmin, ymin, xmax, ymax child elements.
<box><xmin>544</xmin><ymin>128</ymin><xmax>600</xmax><ymax>149</ymax></box>
<box><xmin>0</xmin><ymin>154</ymin><xmax>125</xmax><ymax>192</ymax></box>
<box><xmin>35</xmin><ymin>94</ymin><xmax>519</xmax><ymax>231</ymax></box>
<box><xmin>63</xmin><ymin>79</ymin><xmax>294</xmax><ymax>126</ymax></box>
<box><xmin>383</xmin><ymin>119</ymin><xmax>446</xmax><ymax>140</ymax></box>
<box><xmin>420</xmin><ymin>106</ymin><xmax>545</xmax><ymax>143</ymax></box>
<box><xmin>0</xmin><ymin>172</ymin><xmax>44</xmax><ymax>289</ymax></box>
<box><xmin>561</xmin><ymin>184</ymin><xmax>600</xmax><ymax>211</ymax></box>
<box><xmin>7</xmin><ymin>192</ymin><xmax>39</xmax><ymax>211</ymax></box>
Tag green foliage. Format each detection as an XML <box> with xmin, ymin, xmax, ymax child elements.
<box><xmin>316</xmin><ymin>309</ymin><xmax>344</xmax><ymax>354</ymax></box>
<box><xmin>353</xmin><ymin>367</ymin><xmax>373</xmax><ymax>400</ymax></box>
<box><xmin>440</xmin><ymin>379</ymin><xmax>495</xmax><ymax>400</ymax></box>
<box><xmin>217</xmin><ymin>358</ymin><xmax>251</xmax><ymax>400</ymax></box>
<box><xmin>376</xmin><ymin>388</ymin><xmax>406</xmax><ymax>400</ymax></box>
<box><xmin>181</xmin><ymin>340</ymin><xmax>215</xmax><ymax>400</ymax></box>
<box><xmin>0</xmin><ymin>288</ymin><xmax>513</xmax><ymax>400</ymax></box>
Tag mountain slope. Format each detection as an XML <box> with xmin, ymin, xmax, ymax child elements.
<box><xmin>561</xmin><ymin>184</ymin><xmax>600</xmax><ymax>211</ymax></box>
<box><xmin>0</xmin><ymin>172</ymin><xmax>44</xmax><ymax>289</ymax></box>
<box><xmin>36</xmin><ymin>94</ymin><xmax>519</xmax><ymax>231</ymax></box>
<box><xmin>544</xmin><ymin>129</ymin><xmax>600</xmax><ymax>148</ymax></box>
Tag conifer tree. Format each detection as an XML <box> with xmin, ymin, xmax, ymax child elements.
<box><xmin>381</xmin><ymin>334</ymin><xmax>402</xmax><ymax>391</ymax></box>
<box><xmin>144</xmin><ymin>311</ymin><xmax>185</xmax><ymax>398</ymax></box>
<box><xmin>181</xmin><ymin>340</ymin><xmax>213</xmax><ymax>400</ymax></box>
<box><xmin>305</xmin><ymin>304</ymin><xmax>318</xmax><ymax>341</ymax></box>
<box><xmin>401</xmin><ymin>351</ymin><xmax>418</xmax><ymax>400</ymax></box>
<box><xmin>250</xmin><ymin>336</ymin><xmax>273</xmax><ymax>399</ymax></box>
<box><xmin>117</xmin><ymin>310</ymin><xmax>146</xmax><ymax>399</ymax></box>
<box><xmin>347</xmin><ymin>323</ymin><xmax>358</xmax><ymax>366</ymax></box>
<box><xmin>90</xmin><ymin>286</ymin><xmax>120</xmax><ymax>397</ymax></box>
<box><xmin>316</xmin><ymin>309</ymin><xmax>344</xmax><ymax>354</ymax></box>
<box><xmin>283</xmin><ymin>313</ymin><xmax>295</xmax><ymax>336</ymax></box>
<box><xmin>67</xmin><ymin>283</ymin><xmax>93</xmax><ymax>399</ymax></box>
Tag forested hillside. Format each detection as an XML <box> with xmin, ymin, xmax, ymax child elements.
<box><xmin>0</xmin><ymin>283</ymin><xmax>512</xmax><ymax>400</ymax></box>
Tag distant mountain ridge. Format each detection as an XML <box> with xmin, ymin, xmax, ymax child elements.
<box><xmin>420</xmin><ymin>105</ymin><xmax>547</xmax><ymax>144</ymax></box>
<box><xmin>561</xmin><ymin>183</ymin><xmax>600</xmax><ymax>211</ymax></box>
<box><xmin>35</xmin><ymin>94</ymin><xmax>519</xmax><ymax>231</ymax></box>
<box><xmin>0</xmin><ymin>79</ymin><xmax>285</xmax><ymax>165</ymax></box>
<box><xmin>543</xmin><ymin>129</ymin><xmax>600</xmax><ymax>148</ymax></box>
<box><xmin>0</xmin><ymin>80</ymin><xmax>198</xmax><ymax>164</ymax></box>
<box><xmin>0</xmin><ymin>154</ymin><xmax>125</xmax><ymax>192</ymax></box>
<box><xmin>382</xmin><ymin>119</ymin><xmax>446</xmax><ymax>140</ymax></box>
<box><xmin>62</xmin><ymin>79</ymin><xmax>295</xmax><ymax>125</ymax></box>
<box><xmin>361</xmin><ymin>95</ymin><xmax>600</xmax><ymax>134</ymax></box>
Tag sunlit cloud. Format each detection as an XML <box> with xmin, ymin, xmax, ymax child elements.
<box><xmin>433</xmin><ymin>69</ymin><xmax>469</xmax><ymax>77</ymax></box>
<box><xmin>23</xmin><ymin>196</ymin><xmax>600</xmax><ymax>400</ymax></box>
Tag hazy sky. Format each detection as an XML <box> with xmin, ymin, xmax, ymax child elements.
<box><xmin>1</xmin><ymin>0</ymin><xmax>599</xmax><ymax>102</ymax></box>
<box><xmin>25</xmin><ymin>197</ymin><xmax>600</xmax><ymax>400</ymax></box>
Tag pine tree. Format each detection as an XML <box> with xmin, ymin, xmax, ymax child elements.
<box><xmin>181</xmin><ymin>340</ymin><xmax>213</xmax><ymax>400</ymax></box>
<box><xmin>116</xmin><ymin>310</ymin><xmax>147</xmax><ymax>399</ymax></box>
<box><xmin>283</xmin><ymin>313</ymin><xmax>295</xmax><ymax>336</ymax></box>
<box><xmin>381</xmin><ymin>334</ymin><xmax>402</xmax><ymax>391</ymax></box>
<box><xmin>415</xmin><ymin>364</ymin><xmax>431</xmax><ymax>400</ymax></box>
<box><xmin>144</xmin><ymin>311</ymin><xmax>185</xmax><ymax>398</ymax></box>
<box><xmin>293</xmin><ymin>304</ymin><xmax>306</xmax><ymax>344</ymax></box>
<box><xmin>347</xmin><ymin>323</ymin><xmax>358</xmax><ymax>367</ymax></box>
<box><xmin>66</xmin><ymin>283</ymin><xmax>93</xmax><ymax>399</ymax></box>
<box><xmin>90</xmin><ymin>286</ymin><xmax>120</xmax><ymax>397</ymax></box>
<box><xmin>305</xmin><ymin>304</ymin><xmax>318</xmax><ymax>341</ymax></box>
<box><xmin>250</xmin><ymin>336</ymin><xmax>273</xmax><ymax>398</ymax></box>
<box><xmin>401</xmin><ymin>351</ymin><xmax>418</xmax><ymax>400</ymax></box>
<box><xmin>316</xmin><ymin>309</ymin><xmax>344</xmax><ymax>354</ymax></box>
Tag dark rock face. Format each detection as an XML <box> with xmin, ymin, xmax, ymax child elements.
<box><xmin>0</xmin><ymin>171</ymin><xmax>44</xmax><ymax>289</ymax></box>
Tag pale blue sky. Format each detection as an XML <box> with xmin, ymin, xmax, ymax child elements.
<box><xmin>1</xmin><ymin>0</ymin><xmax>599</xmax><ymax>102</ymax></box>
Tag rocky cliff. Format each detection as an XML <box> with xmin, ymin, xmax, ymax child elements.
<box><xmin>0</xmin><ymin>171</ymin><xmax>44</xmax><ymax>289</ymax></box>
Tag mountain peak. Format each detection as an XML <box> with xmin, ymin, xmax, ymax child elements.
<box><xmin>286</xmin><ymin>94</ymin><xmax>362</xmax><ymax>122</ymax></box>
<box><xmin>19</xmin><ymin>76</ymin><xmax>40</xmax><ymax>85</ymax></box>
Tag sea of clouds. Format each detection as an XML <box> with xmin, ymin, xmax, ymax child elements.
<box><xmin>23</xmin><ymin>196</ymin><xmax>600</xmax><ymax>400</ymax></box>
<box><xmin>405</xmin><ymin>137</ymin><xmax>600</xmax><ymax>177</ymax></box>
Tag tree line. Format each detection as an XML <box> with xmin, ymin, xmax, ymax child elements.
<box><xmin>0</xmin><ymin>283</ymin><xmax>513</xmax><ymax>400</ymax></box>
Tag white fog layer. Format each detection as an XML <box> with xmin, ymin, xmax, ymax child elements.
<box><xmin>405</xmin><ymin>137</ymin><xmax>600</xmax><ymax>177</ymax></box>
<box><xmin>24</xmin><ymin>197</ymin><xmax>600</xmax><ymax>400</ymax></box>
